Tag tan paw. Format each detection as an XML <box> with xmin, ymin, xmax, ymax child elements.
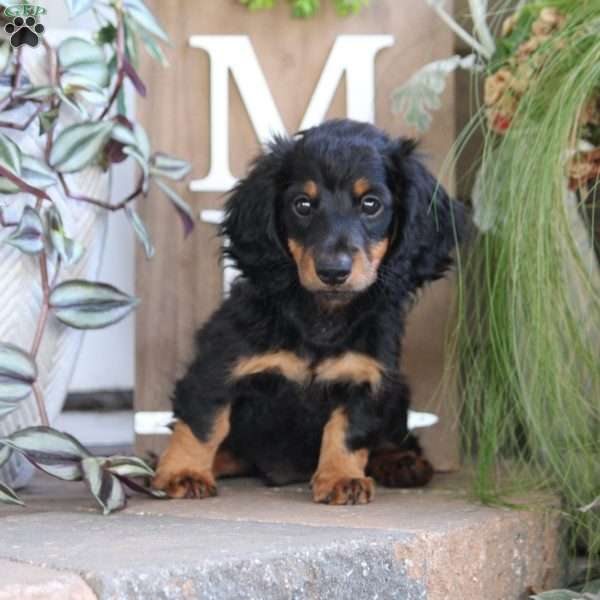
<box><xmin>152</xmin><ymin>468</ymin><xmax>217</xmax><ymax>499</ymax></box>
<box><xmin>312</xmin><ymin>475</ymin><xmax>375</xmax><ymax>505</ymax></box>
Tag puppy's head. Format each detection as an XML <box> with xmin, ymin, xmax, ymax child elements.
<box><xmin>222</xmin><ymin>119</ymin><xmax>463</xmax><ymax>298</ymax></box>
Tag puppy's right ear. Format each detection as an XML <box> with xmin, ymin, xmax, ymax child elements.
<box><xmin>221</xmin><ymin>137</ymin><xmax>294</xmax><ymax>284</ymax></box>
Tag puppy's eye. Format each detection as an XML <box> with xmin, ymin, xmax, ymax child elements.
<box><xmin>293</xmin><ymin>195</ymin><xmax>314</xmax><ymax>217</ymax></box>
<box><xmin>361</xmin><ymin>195</ymin><xmax>382</xmax><ymax>217</ymax></box>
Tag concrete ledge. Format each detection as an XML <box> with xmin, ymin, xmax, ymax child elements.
<box><xmin>0</xmin><ymin>474</ymin><xmax>564</xmax><ymax>600</ymax></box>
<box><xmin>0</xmin><ymin>559</ymin><xmax>96</xmax><ymax>600</ymax></box>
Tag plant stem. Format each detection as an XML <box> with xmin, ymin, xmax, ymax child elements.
<box><xmin>59</xmin><ymin>172</ymin><xmax>144</xmax><ymax>212</ymax></box>
<box><xmin>30</xmin><ymin>251</ymin><xmax>50</xmax><ymax>360</ymax></box>
<box><xmin>12</xmin><ymin>47</ymin><xmax>23</xmax><ymax>91</ymax></box>
<box><xmin>0</xmin><ymin>104</ymin><xmax>43</xmax><ymax>131</ymax></box>
<box><xmin>42</xmin><ymin>40</ymin><xmax>59</xmax><ymax>163</ymax></box>
<box><xmin>98</xmin><ymin>9</ymin><xmax>125</xmax><ymax>121</ymax></box>
<box><xmin>0</xmin><ymin>47</ymin><xmax>27</xmax><ymax>114</ymax></box>
<box><xmin>32</xmin><ymin>383</ymin><xmax>49</xmax><ymax>427</ymax></box>
<box><xmin>429</xmin><ymin>2</ymin><xmax>492</xmax><ymax>59</ymax></box>
<box><xmin>30</xmin><ymin>196</ymin><xmax>51</xmax><ymax>427</ymax></box>
<box><xmin>0</xmin><ymin>165</ymin><xmax>50</xmax><ymax>201</ymax></box>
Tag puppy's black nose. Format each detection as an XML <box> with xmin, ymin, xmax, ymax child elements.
<box><xmin>315</xmin><ymin>254</ymin><xmax>352</xmax><ymax>286</ymax></box>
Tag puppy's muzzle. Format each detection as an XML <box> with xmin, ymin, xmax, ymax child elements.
<box><xmin>315</xmin><ymin>252</ymin><xmax>352</xmax><ymax>286</ymax></box>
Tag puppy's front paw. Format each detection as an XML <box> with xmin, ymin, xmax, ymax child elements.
<box><xmin>152</xmin><ymin>468</ymin><xmax>217</xmax><ymax>499</ymax></box>
<box><xmin>367</xmin><ymin>450</ymin><xmax>433</xmax><ymax>488</ymax></box>
<box><xmin>312</xmin><ymin>474</ymin><xmax>375</xmax><ymax>505</ymax></box>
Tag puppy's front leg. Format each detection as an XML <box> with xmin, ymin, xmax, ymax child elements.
<box><xmin>311</xmin><ymin>408</ymin><xmax>374</xmax><ymax>505</ymax></box>
<box><xmin>153</xmin><ymin>406</ymin><xmax>230</xmax><ymax>499</ymax></box>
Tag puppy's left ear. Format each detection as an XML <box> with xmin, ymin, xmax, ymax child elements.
<box><xmin>386</xmin><ymin>139</ymin><xmax>464</xmax><ymax>287</ymax></box>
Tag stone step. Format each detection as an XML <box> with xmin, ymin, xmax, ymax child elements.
<box><xmin>0</xmin><ymin>474</ymin><xmax>564</xmax><ymax>600</ymax></box>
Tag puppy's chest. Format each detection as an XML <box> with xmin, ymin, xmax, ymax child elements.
<box><xmin>232</xmin><ymin>322</ymin><xmax>386</xmax><ymax>392</ymax></box>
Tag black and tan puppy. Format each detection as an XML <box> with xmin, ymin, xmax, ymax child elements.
<box><xmin>153</xmin><ymin>119</ymin><xmax>462</xmax><ymax>505</ymax></box>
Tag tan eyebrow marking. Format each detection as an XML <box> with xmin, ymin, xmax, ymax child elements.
<box><xmin>231</xmin><ymin>350</ymin><xmax>311</xmax><ymax>385</ymax></box>
<box><xmin>353</xmin><ymin>178</ymin><xmax>371</xmax><ymax>197</ymax></box>
<box><xmin>315</xmin><ymin>352</ymin><xmax>385</xmax><ymax>390</ymax></box>
<box><xmin>303</xmin><ymin>180</ymin><xmax>319</xmax><ymax>200</ymax></box>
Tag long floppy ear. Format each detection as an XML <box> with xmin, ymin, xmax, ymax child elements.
<box><xmin>220</xmin><ymin>137</ymin><xmax>295</xmax><ymax>288</ymax></box>
<box><xmin>386</xmin><ymin>139</ymin><xmax>464</xmax><ymax>289</ymax></box>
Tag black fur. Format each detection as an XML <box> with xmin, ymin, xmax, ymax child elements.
<box><xmin>171</xmin><ymin>119</ymin><xmax>463</xmax><ymax>487</ymax></box>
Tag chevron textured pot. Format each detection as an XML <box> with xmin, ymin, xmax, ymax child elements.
<box><xmin>0</xmin><ymin>54</ymin><xmax>110</xmax><ymax>488</ymax></box>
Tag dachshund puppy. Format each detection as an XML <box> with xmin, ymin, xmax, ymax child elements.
<box><xmin>153</xmin><ymin>119</ymin><xmax>462</xmax><ymax>505</ymax></box>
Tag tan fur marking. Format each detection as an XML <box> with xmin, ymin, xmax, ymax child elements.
<box><xmin>315</xmin><ymin>352</ymin><xmax>385</xmax><ymax>390</ymax></box>
<box><xmin>231</xmin><ymin>350</ymin><xmax>310</xmax><ymax>384</ymax></box>
<box><xmin>303</xmin><ymin>180</ymin><xmax>319</xmax><ymax>199</ymax></box>
<box><xmin>370</xmin><ymin>238</ymin><xmax>389</xmax><ymax>266</ymax></box>
<box><xmin>289</xmin><ymin>237</ymin><xmax>389</xmax><ymax>295</ymax></box>
<box><xmin>353</xmin><ymin>177</ymin><xmax>371</xmax><ymax>197</ymax></box>
<box><xmin>153</xmin><ymin>408</ymin><xmax>230</xmax><ymax>498</ymax></box>
<box><xmin>288</xmin><ymin>239</ymin><xmax>322</xmax><ymax>289</ymax></box>
<box><xmin>312</xmin><ymin>408</ymin><xmax>374</xmax><ymax>505</ymax></box>
<box><xmin>347</xmin><ymin>238</ymin><xmax>389</xmax><ymax>291</ymax></box>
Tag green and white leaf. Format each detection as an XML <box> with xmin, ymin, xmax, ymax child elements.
<box><xmin>0</xmin><ymin>343</ymin><xmax>36</xmax><ymax>409</ymax></box>
<box><xmin>56</xmin><ymin>87</ymin><xmax>87</xmax><ymax>117</ymax></box>
<box><xmin>0</xmin><ymin>444</ymin><xmax>11</xmax><ymax>467</ymax></box>
<box><xmin>5</xmin><ymin>206</ymin><xmax>45</xmax><ymax>255</ymax></box>
<box><xmin>62</xmin><ymin>75</ymin><xmax>108</xmax><ymax>106</ymax></box>
<box><xmin>391</xmin><ymin>54</ymin><xmax>478</xmax><ymax>133</ymax></box>
<box><xmin>15</xmin><ymin>85</ymin><xmax>56</xmax><ymax>100</ymax></box>
<box><xmin>49</xmin><ymin>279</ymin><xmax>140</xmax><ymax>330</ymax></box>
<box><xmin>0</xmin><ymin>40</ymin><xmax>11</xmax><ymax>73</ymax></box>
<box><xmin>111</xmin><ymin>124</ymin><xmax>137</xmax><ymax>148</ymax></box>
<box><xmin>150</xmin><ymin>153</ymin><xmax>191</xmax><ymax>181</ymax></box>
<box><xmin>155</xmin><ymin>178</ymin><xmax>195</xmax><ymax>236</ymax></box>
<box><xmin>0</xmin><ymin>85</ymin><xmax>11</xmax><ymax>104</ymax></box>
<box><xmin>2</xmin><ymin>426</ymin><xmax>90</xmax><ymax>481</ymax></box>
<box><xmin>64</xmin><ymin>0</ymin><xmax>96</xmax><ymax>18</ymax></box>
<box><xmin>39</xmin><ymin>108</ymin><xmax>60</xmax><ymax>135</ymax></box>
<box><xmin>47</xmin><ymin>206</ymin><xmax>84</xmax><ymax>265</ymax></box>
<box><xmin>124</xmin><ymin>0</ymin><xmax>169</xmax><ymax>42</ymax></box>
<box><xmin>49</xmin><ymin>121</ymin><xmax>114</xmax><ymax>173</ymax></box>
<box><xmin>106</xmin><ymin>455</ymin><xmax>155</xmax><ymax>478</ymax></box>
<box><xmin>0</xmin><ymin>131</ymin><xmax>22</xmax><ymax>175</ymax></box>
<box><xmin>139</xmin><ymin>29</ymin><xmax>168</xmax><ymax>67</ymax></box>
<box><xmin>125</xmin><ymin>205</ymin><xmax>155</xmax><ymax>259</ymax></box>
<box><xmin>133</xmin><ymin>123</ymin><xmax>150</xmax><ymax>161</ymax></box>
<box><xmin>124</xmin><ymin>146</ymin><xmax>149</xmax><ymax>190</ymax></box>
<box><xmin>123</xmin><ymin>17</ymin><xmax>140</xmax><ymax>70</ymax></box>
<box><xmin>0</xmin><ymin>481</ymin><xmax>24</xmax><ymax>506</ymax></box>
<box><xmin>21</xmin><ymin>156</ymin><xmax>56</xmax><ymax>189</ymax></box>
<box><xmin>82</xmin><ymin>457</ymin><xmax>127</xmax><ymax>515</ymax></box>
<box><xmin>58</xmin><ymin>37</ymin><xmax>109</xmax><ymax>89</ymax></box>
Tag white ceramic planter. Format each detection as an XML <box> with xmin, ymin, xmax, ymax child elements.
<box><xmin>0</xmin><ymin>39</ymin><xmax>110</xmax><ymax>487</ymax></box>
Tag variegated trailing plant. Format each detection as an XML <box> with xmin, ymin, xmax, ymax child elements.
<box><xmin>0</xmin><ymin>0</ymin><xmax>193</xmax><ymax>513</ymax></box>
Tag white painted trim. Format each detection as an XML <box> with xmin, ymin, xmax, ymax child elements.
<box><xmin>135</xmin><ymin>410</ymin><xmax>438</xmax><ymax>435</ymax></box>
